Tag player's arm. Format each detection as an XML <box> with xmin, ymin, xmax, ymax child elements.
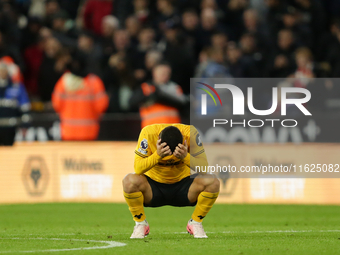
<box><xmin>134</xmin><ymin>131</ymin><xmax>172</xmax><ymax>175</ymax></box>
<box><xmin>173</xmin><ymin>126</ymin><xmax>209</xmax><ymax>171</ymax></box>
<box><xmin>173</xmin><ymin>140</ymin><xmax>208</xmax><ymax>170</ymax></box>
<box><xmin>185</xmin><ymin>148</ymin><xmax>209</xmax><ymax>171</ymax></box>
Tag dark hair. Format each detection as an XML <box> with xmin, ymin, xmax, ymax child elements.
<box><xmin>68</xmin><ymin>52</ymin><xmax>88</xmax><ymax>77</ymax></box>
<box><xmin>153</xmin><ymin>60</ymin><xmax>171</xmax><ymax>70</ymax></box>
<box><xmin>160</xmin><ymin>126</ymin><xmax>183</xmax><ymax>153</ymax></box>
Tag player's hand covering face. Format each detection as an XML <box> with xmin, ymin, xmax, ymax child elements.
<box><xmin>173</xmin><ymin>140</ymin><xmax>188</xmax><ymax>160</ymax></box>
<box><xmin>157</xmin><ymin>139</ymin><xmax>172</xmax><ymax>158</ymax></box>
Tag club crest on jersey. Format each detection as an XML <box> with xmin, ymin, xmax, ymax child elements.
<box><xmin>140</xmin><ymin>139</ymin><xmax>148</xmax><ymax>150</ymax></box>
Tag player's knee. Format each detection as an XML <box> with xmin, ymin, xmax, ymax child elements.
<box><xmin>212</xmin><ymin>178</ymin><xmax>220</xmax><ymax>192</ymax></box>
<box><xmin>204</xmin><ymin>177</ymin><xmax>220</xmax><ymax>193</ymax></box>
<box><xmin>122</xmin><ymin>173</ymin><xmax>144</xmax><ymax>192</ymax></box>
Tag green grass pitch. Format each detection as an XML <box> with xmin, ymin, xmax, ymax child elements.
<box><xmin>1</xmin><ymin>203</ymin><xmax>340</xmax><ymax>254</ymax></box>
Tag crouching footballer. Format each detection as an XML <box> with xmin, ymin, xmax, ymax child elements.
<box><xmin>123</xmin><ymin>124</ymin><xmax>220</xmax><ymax>239</ymax></box>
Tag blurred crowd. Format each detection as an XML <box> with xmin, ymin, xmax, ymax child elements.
<box><xmin>0</xmin><ymin>0</ymin><xmax>340</xmax><ymax>114</ymax></box>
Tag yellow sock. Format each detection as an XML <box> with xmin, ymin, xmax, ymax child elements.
<box><xmin>192</xmin><ymin>191</ymin><xmax>219</xmax><ymax>222</ymax></box>
<box><xmin>124</xmin><ymin>191</ymin><xmax>146</xmax><ymax>222</ymax></box>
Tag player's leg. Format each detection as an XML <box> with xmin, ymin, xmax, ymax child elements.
<box><xmin>122</xmin><ymin>173</ymin><xmax>152</xmax><ymax>238</ymax></box>
<box><xmin>187</xmin><ymin>175</ymin><xmax>220</xmax><ymax>238</ymax></box>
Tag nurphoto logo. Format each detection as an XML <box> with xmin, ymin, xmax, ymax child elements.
<box><xmin>198</xmin><ymin>83</ymin><xmax>312</xmax><ymax>128</ymax></box>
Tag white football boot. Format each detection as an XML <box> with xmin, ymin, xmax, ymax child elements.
<box><xmin>187</xmin><ymin>219</ymin><xmax>208</xmax><ymax>238</ymax></box>
<box><xmin>130</xmin><ymin>220</ymin><xmax>150</xmax><ymax>239</ymax></box>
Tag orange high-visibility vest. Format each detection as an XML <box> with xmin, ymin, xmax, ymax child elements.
<box><xmin>52</xmin><ymin>73</ymin><xmax>109</xmax><ymax>140</ymax></box>
<box><xmin>139</xmin><ymin>82</ymin><xmax>181</xmax><ymax>128</ymax></box>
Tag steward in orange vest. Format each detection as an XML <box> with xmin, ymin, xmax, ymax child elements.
<box><xmin>52</xmin><ymin>59</ymin><xmax>108</xmax><ymax>141</ymax></box>
<box><xmin>129</xmin><ymin>63</ymin><xmax>188</xmax><ymax>128</ymax></box>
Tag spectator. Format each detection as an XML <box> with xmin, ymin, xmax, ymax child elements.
<box><xmin>144</xmin><ymin>50</ymin><xmax>163</xmax><ymax>81</ymax></box>
<box><xmin>112</xmin><ymin>29</ymin><xmax>131</xmax><ymax>54</ymax></box>
<box><xmin>103</xmin><ymin>53</ymin><xmax>136</xmax><ymax>113</ymax></box>
<box><xmin>76</xmin><ymin>31</ymin><xmax>103</xmax><ymax>76</ymax></box>
<box><xmin>0</xmin><ymin>0</ymin><xmax>22</xmax><ymax>46</ymax></box>
<box><xmin>28</xmin><ymin>0</ymin><xmax>46</xmax><ymax>18</ymax></box>
<box><xmin>132</xmin><ymin>0</ymin><xmax>151</xmax><ymax>24</ymax></box>
<box><xmin>239</xmin><ymin>33</ymin><xmax>264</xmax><ymax>77</ymax></box>
<box><xmin>281</xmin><ymin>6</ymin><xmax>313</xmax><ymax>48</ymax></box>
<box><xmin>0</xmin><ymin>31</ymin><xmax>24</xmax><ymax>72</ymax></box>
<box><xmin>250</xmin><ymin>0</ymin><xmax>267</xmax><ymax>17</ymax></box>
<box><xmin>226</xmin><ymin>42</ymin><xmax>246</xmax><ymax>77</ymax></box>
<box><xmin>37</xmin><ymin>37</ymin><xmax>65</xmax><ymax>102</ymax></box>
<box><xmin>242</xmin><ymin>9</ymin><xmax>271</xmax><ymax>49</ymax></box>
<box><xmin>155</xmin><ymin>0</ymin><xmax>180</xmax><ymax>32</ymax></box>
<box><xmin>293</xmin><ymin>48</ymin><xmax>333</xmax><ymax>109</ymax></box>
<box><xmin>129</xmin><ymin>62</ymin><xmax>187</xmax><ymax>128</ymax></box>
<box><xmin>294</xmin><ymin>0</ymin><xmax>326</xmax><ymax>38</ymax></box>
<box><xmin>0</xmin><ymin>62</ymin><xmax>30</xmax><ymax>146</ymax></box>
<box><xmin>266</xmin><ymin>29</ymin><xmax>296</xmax><ymax>77</ymax></box>
<box><xmin>196</xmin><ymin>8</ymin><xmax>219</xmax><ymax>50</ymax></box>
<box><xmin>223</xmin><ymin>0</ymin><xmax>249</xmax><ymax>40</ymax></box>
<box><xmin>52</xmin><ymin>56</ymin><xmax>109</xmax><ymax>141</ymax></box>
<box><xmin>125</xmin><ymin>16</ymin><xmax>142</xmax><ymax>46</ymax></box>
<box><xmin>51</xmin><ymin>10</ymin><xmax>78</xmax><ymax>40</ymax></box>
<box><xmin>325</xmin><ymin>20</ymin><xmax>340</xmax><ymax>77</ymax></box>
<box><xmin>200</xmin><ymin>0</ymin><xmax>225</xmax><ymax>20</ymax></box>
<box><xmin>181</xmin><ymin>9</ymin><xmax>200</xmax><ymax>57</ymax></box>
<box><xmin>211</xmin><ymin>32</ymin><xmax>228</xmax><ymax>52</ymax></box>
<box><xmin>102</xmin><ymin>15</ymin><xmax>120</xmax><ymax>41</ymax></box>
<box><xmin>23</xmin><ymin>36</ymin><xmax>44</xmax><ymax>95</ymax></box>
<box><xmin>21</xmin><ymin>17</ymin><xmax>43</xmax><ymax>50</ymax></box>
<box><xmin>201</xmin><ymin>0</ymin><xmax>217</xmax><ymax>10</ymax></box>
<box><xmin>43</xmin><ymin>0</ymin><xmax>60</xmax><ymax>28</ymax></box>
<box><xmin>182</xmin><ymin>9</ymin><xmax>199</xmax><ymax>34</ymax></box>
<box><xmin>291</xmin><ymin>47</ymin><xmax>316</xmax><ymax>80</ymax></box>
<box><xmin>58</xmin><ymin>0</ymin><xmax>82</xmax><ymax>20</ymax></box>
<box><xmin>132</xmin><ymin>27</ymin><xmax>157</xmax><ymax>79</ymax></box>
<box><xmin>83</xmin><ymin>0</ymin><xmax>113</xmax><ymax>36</ymax></box>
<box><xmin>159</xmin><ymin>22</ymin><xmax>195</xmax><ymax>93</ymax></box>
<box><xmin>103</xmin><ymin>29</ymin><xmax>135</xmax><ymax>71</ymax></box>
<box><xmin>101</xmin><ymin>15</ymin><xmax>120</xmax><ymax>54</ymax></box>
<box><xmin>199</xmin><ymin>47</ymin><xmax>230</xmax><ymax>78</ymax></box>
<box><xmin>264</xmin><ymin>0</ymin><xmax>288</xmax><ymax>44</ymax></box>
<box><xmin>194</xmin><ymin>47</ymin><xmax>211</xmax><ymax>78</ymax></box>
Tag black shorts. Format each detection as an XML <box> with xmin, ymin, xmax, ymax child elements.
<box><xmin>144</xmin><ymin>174</ymin><xmax>198</xmax><ymax>207</ymax></box>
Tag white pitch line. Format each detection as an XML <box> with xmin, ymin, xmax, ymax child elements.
<box><xmin>232</xmin><ymin>230</ymin><xmax>340</xmax><ymax>234</ymax></box>
<box><xmin>0</xmin><ymin>238</ymin><xmax>126</xmax><ymax>253</ymax></box>
<box><xmin>174</xmin><ymin>230</ymin><xmax>340</xmax><ymax>234</ymax></box>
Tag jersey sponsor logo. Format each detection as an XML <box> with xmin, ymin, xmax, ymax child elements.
<box><xmin>196</xmin><ymin>134</ymin><xmax>202</xmax><ymax>146</ymax></box>
<box><xmin>137</xmin><ymin>148</ymin><xmax>148</xmax><ymax>155</ymax></box>
<box><xmin>140</xmin><ymin>139</ymin><xmax>148</xmax><ymax>150</ymax></box>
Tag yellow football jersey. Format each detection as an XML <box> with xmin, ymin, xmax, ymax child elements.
<box><xmin>134</xmin><ymin>124</ymin><xmax>208</xmax><ymax>184</ymax></box>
